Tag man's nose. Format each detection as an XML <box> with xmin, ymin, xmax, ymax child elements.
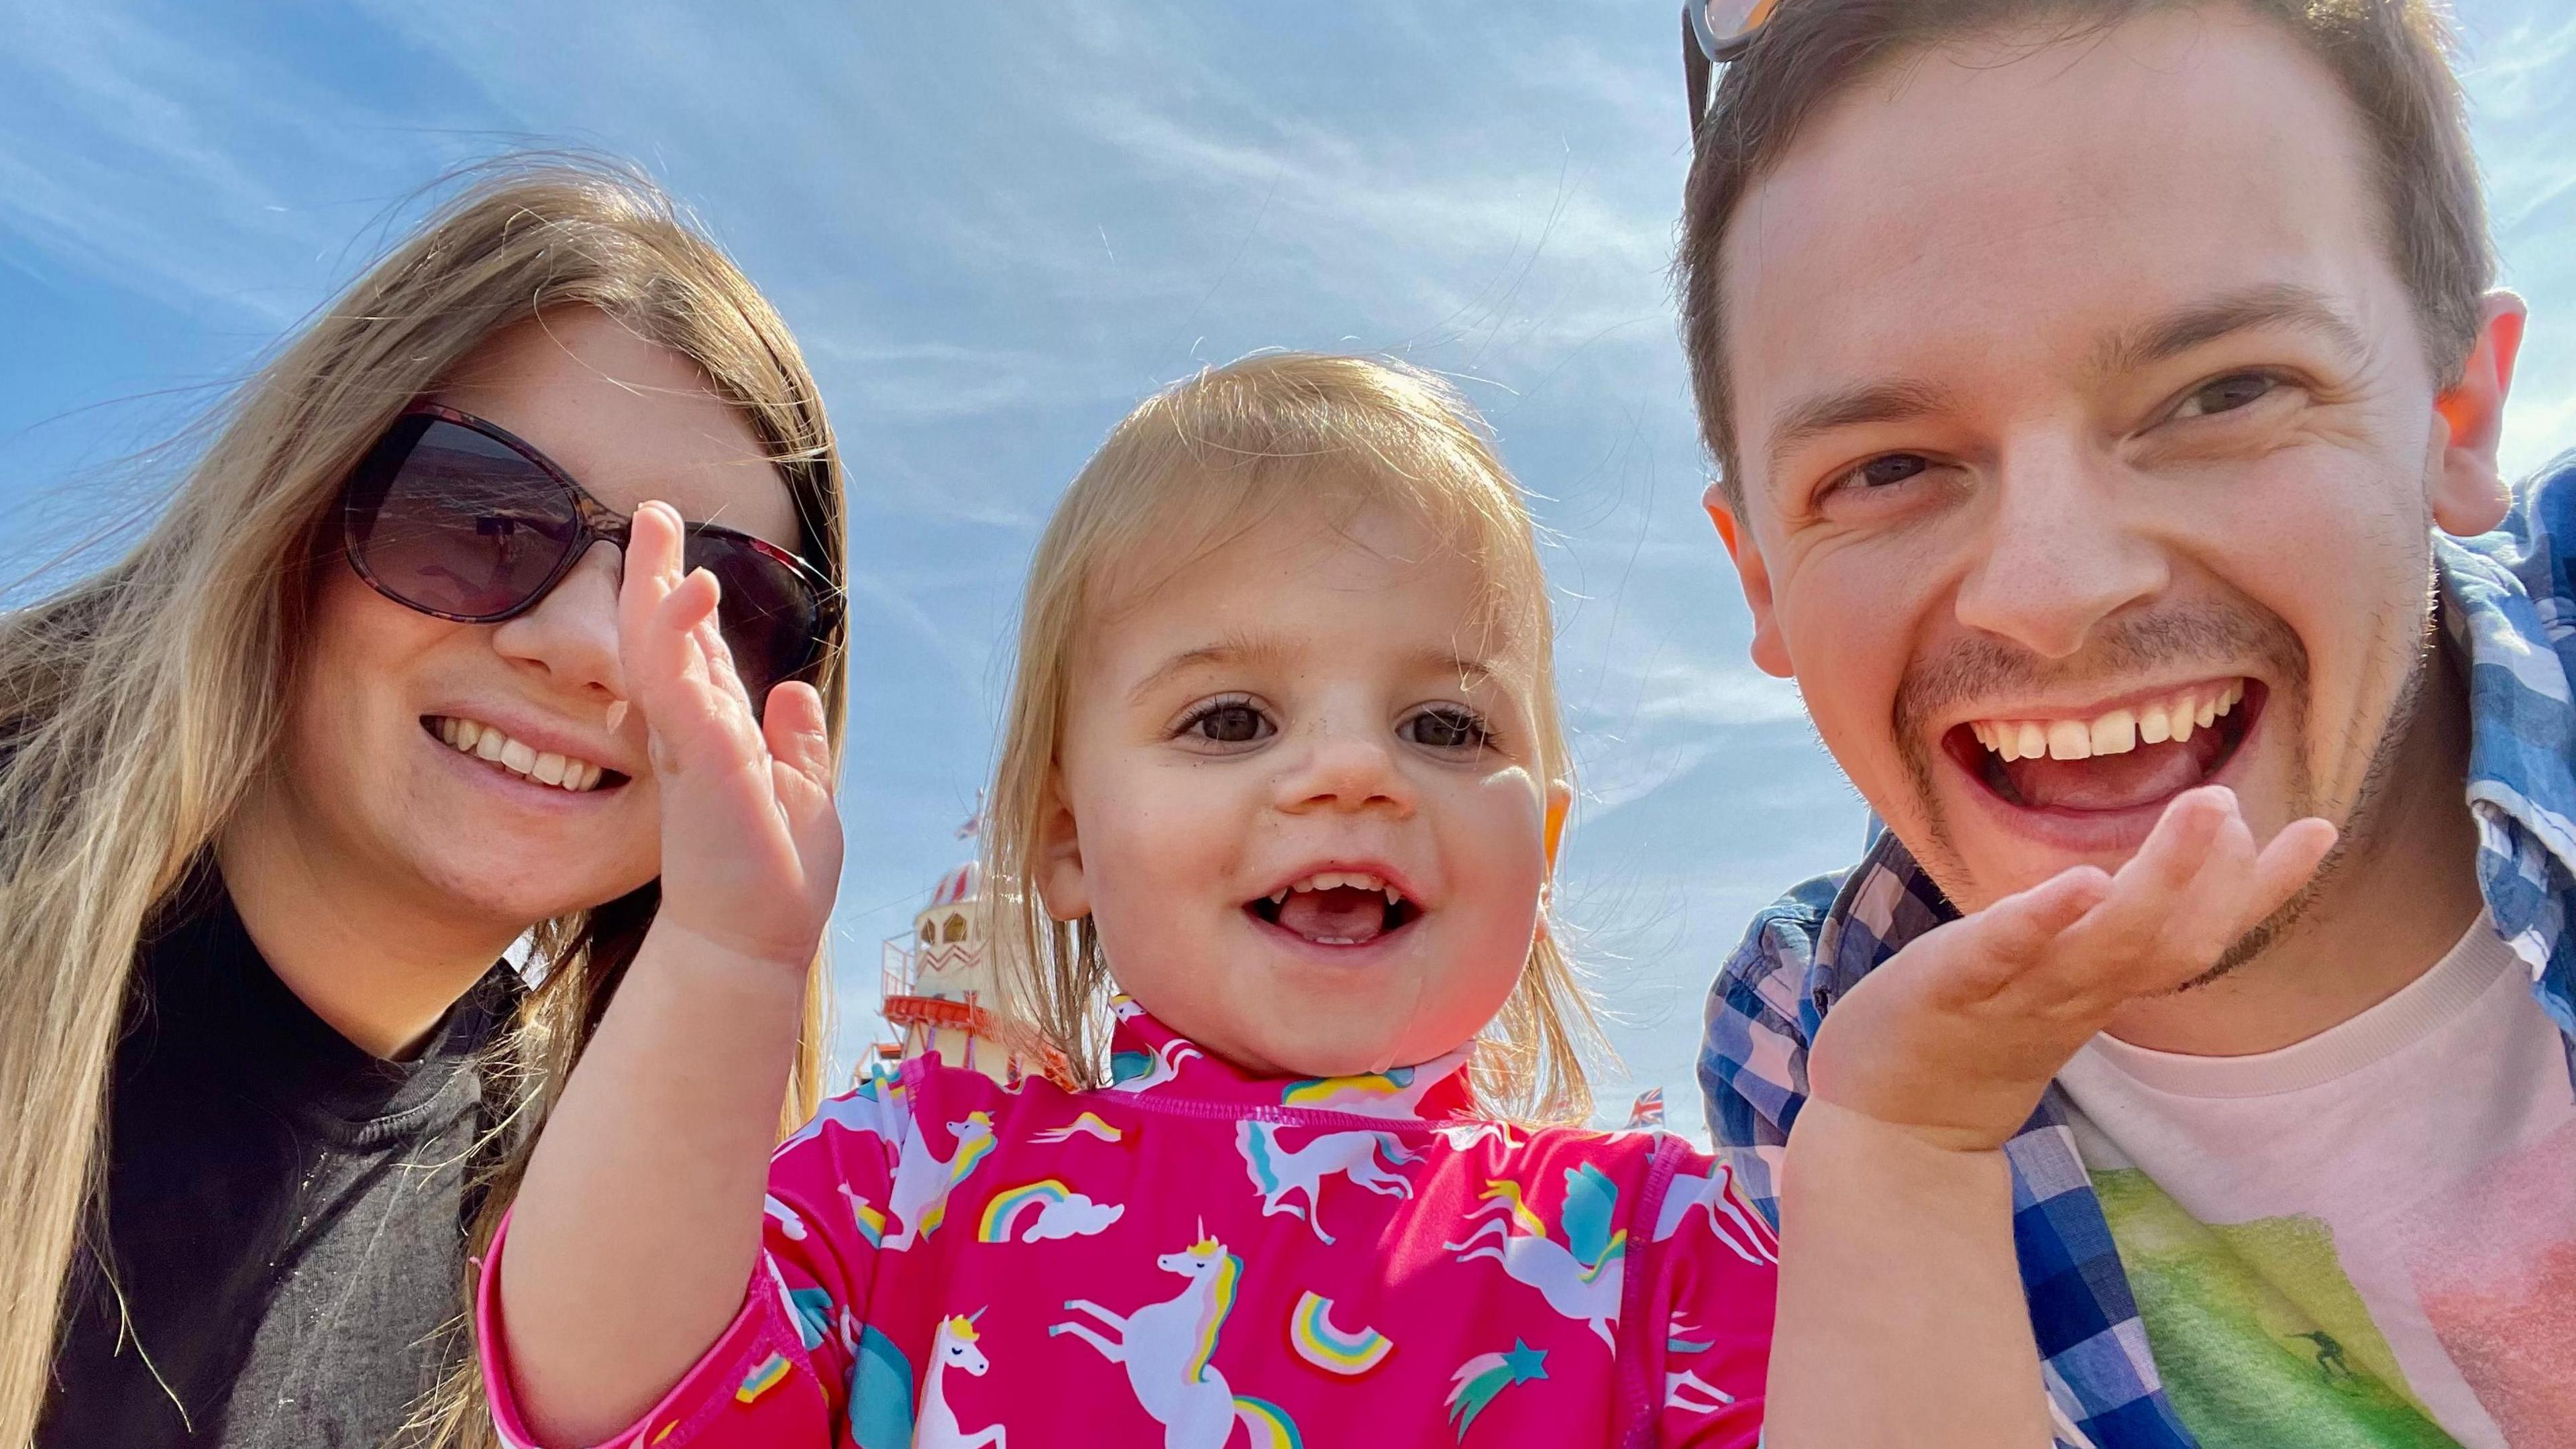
<box><xmin>1953</xmin><ymin>438</ymin><xmax>2168</xmax><ymax>660</ymax></box>
<box><xmin>1273</xmin><ymin>719</ymin><xmax>1417</xmax><ymax>818</ymax></box>
<box><xmin>488</xmin><ymin>541</ymin><xmax>627</xmax><ymax>701</ymax></box>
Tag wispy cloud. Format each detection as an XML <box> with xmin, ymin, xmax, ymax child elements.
<box><xmin>3</xmin><ymin>0</ymin><xmax>2569</xmax><ymax>1130</ymax></box>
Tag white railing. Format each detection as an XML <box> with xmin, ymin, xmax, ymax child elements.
<box><xmin>880</xmin><ymin>936</ymin><xmax>916</xmax><ymax>1001</ymax></box>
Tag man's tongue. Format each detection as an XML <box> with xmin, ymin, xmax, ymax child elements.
<box><xmin>2000</xmin><ymin>735</ymin><xmax>2218</xmax><ymax>810</ymax></box>
<box><xmin>1275</xmin><ymin>886</ymin><xmax>1387</xmax><ymax>945</ymax></box>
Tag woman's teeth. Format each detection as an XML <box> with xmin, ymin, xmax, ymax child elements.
<box><xmin>1968</xmin><ymin>681</ymin><xmax>2245</xmax><ymax>763</ymax></box>
<box><xmin>433</xmin><ymin>716</ymin><xmax>608</xmax><ymax>792</ymax></box>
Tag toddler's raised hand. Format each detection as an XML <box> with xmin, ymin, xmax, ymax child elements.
<box><xmin>1806</xmin><ymin>786</ymin><xmax>2334</xmax><ymax>1153</ymax></box>
<box><xmin>498</xmin><ymin>504</ymin><xmax>841</xmax><ymax>1444</ymax></box>
<box><xmin>616</xmin><ymin>502</ymin><xmax>841</xmax><ymax>973</ymax></box>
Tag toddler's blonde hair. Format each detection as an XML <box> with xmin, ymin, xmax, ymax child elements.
<box><xmin>982</xmin><ymin>352</ymin><xmax>1600</xmax><ymax>1122</ymax></box>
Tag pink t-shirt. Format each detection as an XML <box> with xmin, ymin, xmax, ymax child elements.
<box><xmin>479</xmin><ymin>1004</ymin><xmax>1775</xmax><ymax>1447</ymax></box>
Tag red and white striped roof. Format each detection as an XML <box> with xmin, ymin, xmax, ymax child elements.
<box><xmin>927</xmin><ymin>860</ymin><xmax>980</xmax><ymax>907</ymax></box>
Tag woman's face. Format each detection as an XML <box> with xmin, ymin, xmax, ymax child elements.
<box><xmin>273</xmin><ymin>309</ymin><xmax>800</xmax><ymax>932</ymax></box>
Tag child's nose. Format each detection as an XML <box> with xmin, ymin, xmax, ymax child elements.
<box><xmin>1276</xmin><ymin>727</ymin><xmax>1416</xmax><ymax>817</ymax></box>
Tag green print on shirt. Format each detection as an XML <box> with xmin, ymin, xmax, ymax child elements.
<box><xmin>2090</xmin><ymin>1169</ymin><xmax>2459</xmax><ymax>1448</ymax></box>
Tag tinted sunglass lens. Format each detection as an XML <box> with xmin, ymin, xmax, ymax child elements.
<box><xmin>349</xmin><ymin>418</ymin><xmax>582</xmax><ymax>619</ymax></box>
<box><xmin>687</xmin><ymin>535</ymin><xmax>821</xmax><ymax>697</ymax></box>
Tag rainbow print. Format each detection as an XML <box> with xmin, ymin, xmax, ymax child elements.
<box><xmin>1032</xmin><ymin>1112</ymin><xmax>1124</xmax><ymax>1144</ymax></box>
<box><xmin>1289</xmin><ymin>1291</ymin><xmax>1393</xmax><ymax>1375</ymax></box>
<box><xmin>843</xmin><ymin>1186</ymin><xmax>888</xmax><ymax>1248</ymax></box>
<box><xmin>1280</xmin><ymin>1065</ymin><xmax>1415</xmax><ymax>1109</ymax></box>
<box><xmin>979</xmin><ymin>1179</ymin><xmax>1072</xmax><ymax>1242</ymax></box>
<box><xmin>735</xmin><ymin>1351</ymin><xmax>792</xmax><ymax>1404</ymax></box>
<box><xmin>1231</xmin><ymin>1393</ymin><xmax>1305</xmax><ymax>1448</ymax></box>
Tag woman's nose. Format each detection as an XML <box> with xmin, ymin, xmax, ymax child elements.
<box><xmin>488</xmin><ymin>541</ymin><xmax>627</xmax><ymax>700</ymax></box>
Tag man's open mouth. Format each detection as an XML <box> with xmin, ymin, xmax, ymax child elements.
<box><xmin>1246</xmin><ymin>870</ymin><xmax>1422</xmax><ymax>947</ymax></box>
<box><xmin>1943</xmin><ymin>678</ymin><xmax>2261</xmax><ymax>812</ymax></box>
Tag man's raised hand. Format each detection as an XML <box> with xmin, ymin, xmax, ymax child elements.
<box><xmin>1807</xmin><ymin>786</ymin><xmax>2335</xmax><ymax>1152</ymax></box>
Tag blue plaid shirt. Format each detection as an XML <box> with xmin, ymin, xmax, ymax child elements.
<box><xmin>1699</xmin><ymin>453</ymin><xmax>2576</xmax><ymax>1449</ymax></box>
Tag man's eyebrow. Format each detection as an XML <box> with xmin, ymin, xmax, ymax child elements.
<box><xmin>2092</xmin><ymin>282</ymin><xmax>2371</xmax><ymax>378</ymax></box>
<box><xmin>1764</xmin><ymin>379</ymin><xmax>1957</xmax><ymax>478</ymax></box>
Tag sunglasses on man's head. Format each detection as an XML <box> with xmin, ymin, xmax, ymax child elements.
<box><xmin>340</xmin><ymin>405</ymin><xmax>841</xmax><ymax>704</ymax></box>
<box><xmin>1684</xmin><ymin>0</ymin><xmax>1782</xmax><ymax>133</ymax></box>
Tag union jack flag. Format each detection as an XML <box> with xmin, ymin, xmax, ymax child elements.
<box><xmin>1623</xmin><ymin>1087</ymin><xmax>1665</xmax><ymax>1129</ymax></box>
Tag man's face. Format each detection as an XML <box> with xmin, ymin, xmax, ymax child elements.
<box><xmin>1712</xmin><ymin>7</ymin><xmax>2512</xmax><ymax>913</ymax></box>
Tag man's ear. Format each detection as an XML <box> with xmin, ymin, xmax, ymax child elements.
<box><xmin>1035</xmin><ymin>774</ymin><xmax>1091</xmax><ymax>923</ymax></box>
<box><xmin>2430</xmin><ymin>290</ymin><xmax>2528</xmax><ymax>537</ymax></box>
<box><xmin>1705</xmin><ymin>480</ymin><xmax>1794</xmax><ymax>678</ymax></box>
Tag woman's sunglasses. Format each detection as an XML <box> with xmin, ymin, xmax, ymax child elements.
<box><xmin>1684</xmin><ymin>1</ymin><xmax>1782</xmax><ymax>135</ymax></box>
<box><xmin>341</xmin><ymin>405</ymin><xmax>841</xmax><ymax>704</ymax></box>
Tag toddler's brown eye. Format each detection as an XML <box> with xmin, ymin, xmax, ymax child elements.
<box><xmin>1403</xmin><ymin>706</ymin><xmax>1490</xmax><ymax>751</ymax></box>
<box><xmin>1188</xmin><ymin>702</ymin><xmax>1271</xmax><ymax>744</ymax></box>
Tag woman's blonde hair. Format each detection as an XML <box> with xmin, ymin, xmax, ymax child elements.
<box><xmin>0</xmin><ymin>156</ymin><xmax>846</xmax><ymax>1448</ymax></box>
<box><xmin>983</xmin><ymin>352</ymin><xmax>1599</xmax><ymax>1123</ymax></box>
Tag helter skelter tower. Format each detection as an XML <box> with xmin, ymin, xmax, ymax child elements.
<box><xmin>871</xmin><ymin>812</ymin><xmax>1073</xmax><ymax>1090</ymax></box>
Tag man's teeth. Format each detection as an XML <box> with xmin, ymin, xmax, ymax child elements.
<box><xmin>1970</xmin><ymin>681</ymin><xmax>2245</xmax><ymax>763</ymax></box>
<box><xmin>1266</xmin><ymin>870</ymin><xmax>1407</xmax><ymax>906</ymax></box>
<box><xmin>434</xmin><ymin>716</ymin><xmax>608</xmax><ymax>792</ymax></box>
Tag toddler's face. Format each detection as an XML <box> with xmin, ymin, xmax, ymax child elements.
<box><xmin>1040</xmin><ymin>500</ymin><xmax>1561</xmax><ymax>1079</ymax></box>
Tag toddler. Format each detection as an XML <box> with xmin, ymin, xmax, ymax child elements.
<box><xmin>480</xmin><ymin>354</ymin><xmax>1776</xmax><ymax>1446</ymax></box>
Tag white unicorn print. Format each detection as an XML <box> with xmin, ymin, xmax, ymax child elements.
<box><xmin>1050</xmin><ymin>1232</ymin><xmax>1301</xmax><ymax>1449</ymax></box>
<box><xmin>1666</xmin><ymin>1368</ymin><xmax>1737</xmax><ymax>1415</ymax></box>
<box><xmin>861</xmin><ymin>1110</ymin><xmax>997</xmax><ymax>1252</ymax></box>
<box><xmin>1236</xmin><ymin>1120</ymin><xmax>1419</xmax><ymax>1245</ymax></box>
<box><xmin>780</xmin><ymin>1075</ymin><xmax>907</xmax><ymax>1152</ymax></box>
<box><xmin>916</xmin><ymin>1313</ymin><xmax>1008</xmax><ymax>1449</ymax></box>
<box><xmin>1430</xmin><ymin>1120</ymin><xmax>1522</xmax><ymax>1171</ymax></box>
<box><xmin>1108</xmin><ymin>1036</ymin><xmax>1203</xmax><ymax>1095</ymax></box>
<box><xmin>1444</xmin><ymin>1170</ymin><xmax>1627</xmax><ymax>1348</ymax></box>
<box><xmin>1650</xmin><ymin>1161</ymin><xmax>1779</xmax><ymax>1267</ymax></box>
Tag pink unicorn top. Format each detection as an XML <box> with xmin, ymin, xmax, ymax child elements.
<box><xmin>478</xmin><ymin>1004</ymin><xmax>1774</xmax><ymax>1448</ymax></box>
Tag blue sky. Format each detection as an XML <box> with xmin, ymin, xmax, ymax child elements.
<box><xmin>5</xmin><ymin>1</ymin><xmax>2573</xmax><ymax>1132</ymax></box>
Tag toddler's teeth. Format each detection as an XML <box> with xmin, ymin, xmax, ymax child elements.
<box><xmin>1384</xmin><ymin>887</ymin><xmax>1400</xmax><ymax>905</ymax></box>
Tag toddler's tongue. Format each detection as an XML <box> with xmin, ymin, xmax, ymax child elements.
<box><xmin>1276</xmin><ymin>886</ymin><xmax>1387</xmax><ymax>945</ymax></box>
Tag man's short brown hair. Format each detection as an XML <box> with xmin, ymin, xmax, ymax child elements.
<box><xmin>1676</xmin><ymin>0</ymin><xmax>2494</xmax><ymax>504</ymax></box>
